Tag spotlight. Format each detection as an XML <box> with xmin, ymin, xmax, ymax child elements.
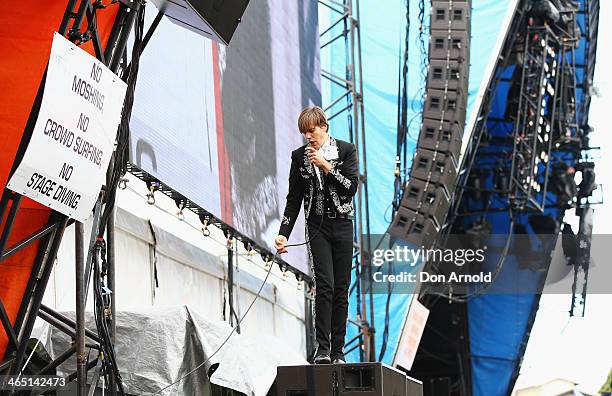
<box><xmin>494</xmin><ymin>165</ymin><xmax>509</xmax><ymax>192</ymax></box>
<box><xmin>145</xmin><ymin>180</ymin><xmax>160</xmax><ymax>205</ymax></box>
<box><xmin>199</xmin><ymin>213</ymin><xmax>211</xmax><ymax>236</ymax></box>
<box><xmin>296</xmin><ymin>274</ymin><xmax>304</xmax><ymax>291</ymax></box>
<box><xmin>576</xmin><ymin>162</ymin><xmax>596</xmax><ymax>199</ymax></box>
<box><xmin>465</xmin><ymin>219</ymin><xmax>491</xmax><ymax>250</ymax></box>
<box><xmin>278</xmin><ymin>263</ymin><xmax>289</xmax><ymax>280</ymax></box>
<box><xmin>243</xmin><ymin>241</ymin><xmax>255</xmax><ymax>256</ymax></box>
<box><xmin>549</xmin><ymin>163</ymin><xmax>577</xmax><ymax>207</ymax></box>
<box><xmin>174</xmin><ymin>197</ymin><xmax>186</xmax><ymax>221</ymax></box>
<box><xmin>261</xmin><ymin>253</ymin><xmax>273</xmax><ymax>270</ymax></box>
<box><xmin>561</xmin><ymin>223</ymin><xmax>577</xmax><ymax>265</ymax></box>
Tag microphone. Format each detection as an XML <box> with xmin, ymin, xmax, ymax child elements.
<box><xmin>309</xmin><ymin>144</ymin><xmax>323</xmax><ymax>191</ymax></box>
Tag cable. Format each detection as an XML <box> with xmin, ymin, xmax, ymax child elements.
<box><xmin>148</xmin><ymin>222</ymin><xmax>321</xmax><ymax>395</ymax></box>
<box><xmin>148</xmin><ymin>208</ymin><xmax>326</xmax><ymax>394</ymax></box>
<box><xmin>424</xmin><ymin>209</ymin><xmax>515</xmax><ymax>303</ymax></box>
<box><xmin>92</xmin><ymin>238</ymin><xmax>126</xmax><ymax>394</ymax></box>
<box><xmin>148</xmin><ymin>252</ymin><xmax>275</xmax><ymax>395</ymax></box>
<box><xmin>98</xmin><ymin>1</ymin><xmax>145</xmax><ymax>238</ymax></box>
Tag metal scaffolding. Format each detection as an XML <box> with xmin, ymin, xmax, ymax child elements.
<box><xmin>318</xmin><ymin>0</ymin><xmax>375</xmax><ymax>362</ymax></box>
<box><xmin>0</xmin><ymin>1</ymin><xmax>141</xmax><ymax>393</ymax></box>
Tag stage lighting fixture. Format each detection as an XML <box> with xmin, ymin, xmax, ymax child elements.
<box><xmin>199</xmin><ymin>213</ymin><xmax>211</xmax><ymax>236</ymax></box>
<box><xmin>261</xmin><ymin>253</ymin><xmax>272</xmax><ymax>270</ymax></box>
<box><xmin>465</xmin><ymin>219</ymin><xmax>491</xmax><ymax>250</ymax></box>
<box><xmin>561</xmin><ymin>223</ymin><xmax>577</xmax><ymax>265</ymax></box>
<box><xmin>174</xmin><ymin>197</ymin><xmax>186</xmax><ymax>220</ymax></box>
<box><xmin>467</xmin><ymin>169</ymin><xmax>489</xmax><ymax>202</ymax></box>
<box><xmin>145</xmin><ymin>180</ymin><xmax>160</xmax><ymax>205</ymax></box>
<box><xmin>240</xmin><ymin>240</ymin><xmax>255</xmax><ymax>256</ymax></box>
<box><xmin>494</xmin><ymin>167</ymin><xmax>509</xmax><ymax>193</ymax></box>
<box><xmin>280</xmin><ymin>264</ymin><xmax>290</xmax><ymax>279</ymax></box>
<box><xmin>549</xmin><ymin>163</ymin><xmax>577</xmax><ymax>207</ymax></box>
<box><xmin>576</xmin><ymin>164</ymin><xmax>597</xmax><ymax>199</ymax></box>
<box><xmin>529</xmin><ymin>0</ymin><xmax>560</xmax><ymax>24</ymax></box>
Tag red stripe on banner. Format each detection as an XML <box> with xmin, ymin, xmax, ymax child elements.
<box><xmin>212</xmin><ymin>42</ymin><xmax>233</xmax><ymax>226</ymax></box>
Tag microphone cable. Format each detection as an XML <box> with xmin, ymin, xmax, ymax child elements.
<box><xmin>150</xmin><ymin>202</ymin><xmax>327</xmax><ymax>394</ymax></box>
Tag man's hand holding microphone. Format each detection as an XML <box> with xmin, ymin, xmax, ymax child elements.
<box><xmin>306</xmin><ymin>146</ymin><xmax>332</xmax><ymax>174</ymax></box>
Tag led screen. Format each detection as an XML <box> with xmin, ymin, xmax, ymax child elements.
<box><xmin>129</xmin><ymin>0</ymin><xmax>321</xmax><ymax>275</ymax></box>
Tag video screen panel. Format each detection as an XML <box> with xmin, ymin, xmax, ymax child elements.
<box><xmin>129</xmin><ymin>0</ymin><xmax>321</xmax><ymax>276</ymax></box>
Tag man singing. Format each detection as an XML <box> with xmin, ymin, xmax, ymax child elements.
<box><xmin>274</xmin><ymin>106</ymin><xmax>359</xmax><ymax>364</ymax></box>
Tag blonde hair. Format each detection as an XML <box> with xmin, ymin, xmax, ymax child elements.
<box><xmin>297</xmin><ymin>106</ymin><xmax>328</xmax><ymax>134</ymax></box>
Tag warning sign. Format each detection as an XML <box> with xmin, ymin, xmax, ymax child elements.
<box><xmin>8</xmin><ymin>33</ymin><xmax>127</xmax><ymax>221</ymax></box>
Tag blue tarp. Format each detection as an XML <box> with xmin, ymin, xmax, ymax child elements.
<box><xmin>324</xmin><ymin>0</ymin><xmax>595</xmax><ymax>394</ymax></box>
<box><xmin>465</xmin><ymin>1</ymin><xmax>594</xmax><ymax>395</ymax></box>
<box><xmin>322</xmin><ymin>0</ymin><xmax>515</xmax><ymax>365</ymax></box>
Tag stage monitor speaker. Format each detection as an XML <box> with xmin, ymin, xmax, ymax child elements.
<box><xmin>427</xmin><ymin>59</ymin><xmax>469</xmax><ymax>91</ymax></box>
<box><xmin>389</xmin><ymin>207</ymin><xmax>439</xmax><ymax>249</ymax></box>
<box><xmin>423</xmin><ymin>89</ymin><xmax>467</xmax><ymax>126</ymax></box>
<box><xmin>430</xmin><ymin>1</ymin><xmax>471</xmax><ymax>32</ymax></box>
<box><xmin>417</xmin><ymin>118</ymin><xmax>463</xmax><ymax>160</ymax></box>
<box><xmin>406</xmin><ymin>376</ymin><xmax>424</xmax><ymax>396</ymax></box>
<box><xmin>399</xmin><ymin>178</ymin><xmax>450</xmax><ymax>228</ymax></box>
<box><xmin>426</xmin><ymin>377</ymin><xmax>451</xmax><ymax>396</ymax></box>
<box><xmin>150</xmin><ymin>0</ymin><xmax>250</xmax><ymax>45</ymax></box>
<box><xmin>410</xmin><ymin>148</ymin><xmax>458</xmax><ymax>192</ymax></box>
<box><xmin>275</xmin><ymin>362</ymin><xmax>423</xmax><ymax>396</ymax></box>
<box><xmin>429</xmin><ymin>30</ymin><xmax>470</xmax><ymax>61</ymax></box>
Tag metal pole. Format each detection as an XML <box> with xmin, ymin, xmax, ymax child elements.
<box><xmin>9</xmin><ymin>217</ymin><xmax>68</xmax><ymax>375</ymax></box>
<box><xmin>107</xmin><ymin>208</ymin><xmax>117</xmax><ymax>395</ymax></box>
<box><xmin>353</xmin><ymin>0</ymin><xmax>375</xmax><ymax>362</ymax></box>
<box><xmin>76</xmin><ymin>221</ymin><xmax>86</xmax><ymax>396</ymax></box>
<box><xmin>319</xmin><ymin>0</ymin><xmax>369</xmax><ymax>361</ymax></box>
<box><xmin>347</xmin><ymin>0</ymin><xmax>374</xmax><ymax>362</ymax></box>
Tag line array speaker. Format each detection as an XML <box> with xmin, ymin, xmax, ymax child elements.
<box><xmin>391</xmin><ymin>0</ymin><xmax>471</xmax><ymax>248</ymax></box>
<box><xmin>150</xmin><ymin>0</ymin><xmax>250</xmax><ymax>45</ymax></box>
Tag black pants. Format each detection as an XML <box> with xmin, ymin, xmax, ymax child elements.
<box><xmin>307</xmin><ymin>215</ymin><xmax>353</xmax><ymax>359</ymax></box>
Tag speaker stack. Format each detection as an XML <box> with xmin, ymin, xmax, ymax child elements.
<box><xmin>275</xmin><ymin>362</ymin><xmax>423</xmax><ymax>396</ymax></box>
<box><xmin>149</xmin><ymin>0</ymin><xmax>250</xmax><ymax>45</ymax></box>
<box><xmin>390</xmin><ymin>0</ymin><xmax>471</xmax><ymax>248</ymax></box>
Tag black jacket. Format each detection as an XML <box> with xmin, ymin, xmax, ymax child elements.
<box><xmin>279</xmin><ymin>137</ymin><xmax>359</xmax><ymax>239</ymax></box>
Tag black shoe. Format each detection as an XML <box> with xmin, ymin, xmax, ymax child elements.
<box><xmin>313</xmin><ymin>354</ymin><xmax>331</xmax><ymax>364</ymax></box>
<box><xmin>331</xmin><ymin>351</ymin><xmax>346</xmax><ymax>364</ymax></box>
